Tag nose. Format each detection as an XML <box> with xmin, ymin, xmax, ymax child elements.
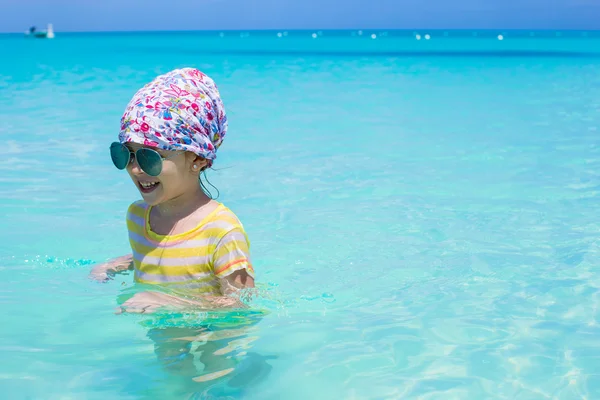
<box><xmin>128</xmin><ymin>156</ymin><xmax>143</xmax><ymax>175</ymax></box>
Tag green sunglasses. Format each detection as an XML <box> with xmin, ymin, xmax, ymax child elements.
<box><xmin>110</xmin><ymin>142</ymin><xmax>181</xmax><ymax>177</ymax></box>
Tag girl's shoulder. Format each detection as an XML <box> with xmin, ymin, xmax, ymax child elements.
<box><xmin>126</xmin><ymin>200</ymin><xmax>149</xmax><ymax>215</ymax></box>
<box><xmin>205</xmin><ymin>202</ymin><xmax>247</xmax><ymax>233</ymax></box>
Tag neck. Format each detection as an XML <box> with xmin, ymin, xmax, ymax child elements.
<box><xmin>154</xmin><ymin>185</ymin><xmax>211</xmax><ymax>219</ymax></box>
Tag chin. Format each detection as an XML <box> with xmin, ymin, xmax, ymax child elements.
<box><xmin>139</xmin><ymin>191</ymin><xmax>164</xmax><ymax>206</ymax></box>
<box><xmin>136</xmin><ymin>181</ymin><xmax>166</xmax><ymax>205</ymax></box>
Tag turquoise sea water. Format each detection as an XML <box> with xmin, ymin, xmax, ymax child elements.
<box><xmin>1</xmin><ymin>30</ymin><xmax>600</xmax><ymax>399</ymax></box>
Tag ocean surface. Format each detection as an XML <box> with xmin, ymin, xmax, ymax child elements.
<box><xmin>1</xmin><ymin>30</ymin><xmax>600</xmax><ymax>399</ymax></box>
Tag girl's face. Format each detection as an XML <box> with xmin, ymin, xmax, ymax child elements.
<box><xmin>125</xmin><ymin>143</ymin><xmax>205</xmax><ymax>206</ymax></box>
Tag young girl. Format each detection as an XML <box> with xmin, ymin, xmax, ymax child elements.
<box><xmin>90</xmin><ymin>67</ymin><xmax>254</xmax><ymax>314</ymax></box>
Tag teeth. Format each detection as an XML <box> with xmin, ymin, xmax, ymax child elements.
<box><xmin>140</xmin><ymin>182</ymin><xmax>158</xmax><ymax>189</ymax></box>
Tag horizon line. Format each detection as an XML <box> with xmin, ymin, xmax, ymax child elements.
<box><xmin>2</xmin><ymin>27</ymin><xmax>600</xmax><ymax>35</ymax></box>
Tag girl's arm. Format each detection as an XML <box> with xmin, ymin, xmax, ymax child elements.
<box><xmin>116</xmin><ymin>270</ymin><xmax>254</xmax><ymax>314</ymax></box>
<box><xmin>89</xmin><ymin>254</ymin><xmax>133</xmax><ymax>282</ymax></box>
<box><xmin>200</xmin><ymin>269</ymin><xmax>255</xmax><ymax>308</ymax></box>
<box><xmin>219</xmin><ymin>269</ymin><xmax>255</xmax><ymax>295</ymax></box>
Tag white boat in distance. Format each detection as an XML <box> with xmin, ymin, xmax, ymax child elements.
<box><xmin>25</xmin><ymin>24</ymin><xmax>55</xmax><ymax>39</ymax></box>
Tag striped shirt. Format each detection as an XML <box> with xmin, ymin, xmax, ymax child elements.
<box><xmin>126</xmin><ymin>200</ymin><xmax>254</xmax><ymax>295</ymax></box>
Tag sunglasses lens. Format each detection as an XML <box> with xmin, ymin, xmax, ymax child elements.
<box><xmin>110</xmin><ymin>142</ymin><xmax>130</xmax><ymax>170</ymax></box>
<box><xmin>137</xmin><ymin>148</ymin><xmax>163</xmax><ymax>177</ymax></box>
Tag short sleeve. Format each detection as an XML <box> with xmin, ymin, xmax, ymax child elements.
<box><xmin>212</xmin><ymin>228</ymin><xmax>254</xmax><ymax>279</ymax></box>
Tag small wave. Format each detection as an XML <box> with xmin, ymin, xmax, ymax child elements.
<box><xmin>0</xmin><ymin>255</ymin><xmax>95</xmax><ymax>270</ymax></box>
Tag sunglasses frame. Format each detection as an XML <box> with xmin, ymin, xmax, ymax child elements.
<box><xmin>110</xmin><ymin>142</ymin><xmax>181</xmax><ymax>177</ymax></box>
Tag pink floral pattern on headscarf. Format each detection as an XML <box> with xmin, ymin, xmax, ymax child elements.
<box><xmin>118</xmin><ymin>68</ymin><xmax>227</xmax><ymax>167</ymax></box>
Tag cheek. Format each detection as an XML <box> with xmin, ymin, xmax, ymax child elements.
<box><xmin>157</xmin><ymin>163</ymin><xmax>185</xmax><ymax>184</ymax></box>
<box><xmin>126</xmin><ymin>168</ymin><xmax>136</xmax><ymax>181</ymax></box>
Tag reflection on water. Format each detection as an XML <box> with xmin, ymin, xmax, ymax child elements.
<box><xmin>135</xmin><ymin>297</ymin><xmax>276</xmax><ymax>396</ymax></box>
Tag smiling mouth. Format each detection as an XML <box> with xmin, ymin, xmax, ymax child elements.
<box><xmin>138</xmin><ymin>181</ymin><xmax>160</xmax><ymax>194</ymax></box>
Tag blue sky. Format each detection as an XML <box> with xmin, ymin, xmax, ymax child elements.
<box><xmin>1</xmin><ymin>0</ymin><xmax>599</xmax><ymax>33</ymax></box>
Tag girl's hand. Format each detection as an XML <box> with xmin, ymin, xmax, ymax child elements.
<box><xmin>116</xmin><ymin>291</ymin><xmax>176</xmax><ymax>314</ymax></box>
<box><xmin>202</xmin><ymin>294</ymin><xmax>248</xmax><ymax>309</ymax></box>
<box><xmin>115</xmin><ymin>291</ymin><xmax>247</xmax><ymax>314</ymax></box>
<box><xmin>116</xmin><ymin>291</ymin><xmax>207</xmax><ymax>314</ymax></box>
<box><xmin>89</xmin><ymin>269</ymin><xmax>111</xmax><ymax>283</ymax></box>
<box><xmin>89</xmin><ymin>255</ymin><xmax>133</xmax><ymax>283</ymax></box>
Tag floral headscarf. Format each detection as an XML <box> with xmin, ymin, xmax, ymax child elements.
<box><xmin>119</xmin><ymin>68</ymin><xmax>227</xmax><ymax>167</ymax></box>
